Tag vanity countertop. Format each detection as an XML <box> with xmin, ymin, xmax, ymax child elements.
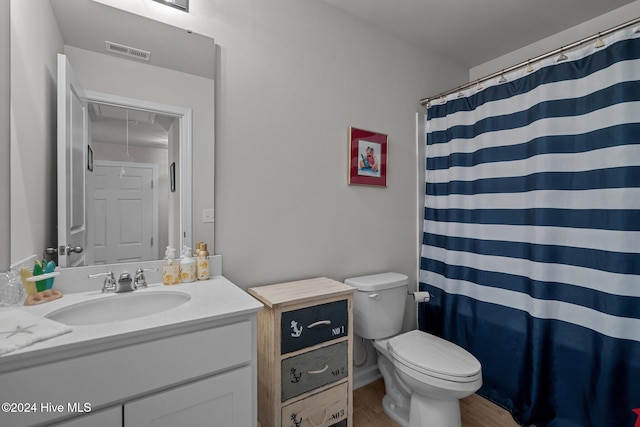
<box><xmin>0</xmin><ymin>276</ymin><xmax>263</xmax><ymax>374</ymax></box>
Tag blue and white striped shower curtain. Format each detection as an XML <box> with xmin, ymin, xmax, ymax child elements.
<box><xmin>419</xmin><ymin>26</ymin><xmax>640</xmax><ymax>427</ymax></box>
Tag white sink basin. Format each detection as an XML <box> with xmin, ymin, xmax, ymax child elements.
<box><xmin>45</xmin><ymin>291</ymin><xmax>191</xmax><ymax>326</ymax></box>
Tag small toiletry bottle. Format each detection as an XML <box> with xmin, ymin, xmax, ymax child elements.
<box><xmin>180</xmin><ymin>246</ymin><xmax>196</xmax><ymax>283</ymax></box>
<box><xmin>196</xmin><ymin>243</ymin><xmax>210</xmax><ymax>281</ymax></box>
<box><xmin>162</xmin><ymin>246</ymin><xmax>180</xmax><ymax>285</ymax></box>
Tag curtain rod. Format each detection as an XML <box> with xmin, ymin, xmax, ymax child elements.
<box><xmin>419</xmin><ymin>17</ymin><xmax>640</xmax><ymax>106</ymax></box>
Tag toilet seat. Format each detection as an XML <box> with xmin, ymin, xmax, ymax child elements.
<box><xmin>388</xmin><ymin>330</ymin><xmax>481</xmax><ymax>383</ymax></box>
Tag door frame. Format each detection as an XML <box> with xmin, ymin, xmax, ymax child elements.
<box><xmin>85</xmin><ymin>90</ymin><xmax>193</xmax><ymax>253</ymax></box>
<box><xmin>57</xmin><ymin>54</ymin><xmax>88</xmax><ymax>267</ymax></box>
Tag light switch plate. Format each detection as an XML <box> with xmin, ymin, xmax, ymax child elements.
<box><xmin>202</xmin><ymin>209</ymin><xmax>215</xmax><ymax>223</ymax></box>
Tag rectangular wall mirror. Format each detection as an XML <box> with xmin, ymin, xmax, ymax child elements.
<box><xmin>9</xmin><ymin>0</ymin><xmax>216</xmax><ymax>269</ymax></box>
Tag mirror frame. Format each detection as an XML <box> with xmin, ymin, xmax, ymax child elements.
<box><xmin>85</xmin><ymin>90</ymin><xmax>193</xmax><ymax>255</ymax></box>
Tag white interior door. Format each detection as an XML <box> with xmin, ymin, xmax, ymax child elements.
<box><xmin>93</xmin><ymin>161</ymin><xmax>158</xmax><ymax>264</ymax></box>
<box><xmin>57</xmin><ymin>54</ymin><xmax>87</xmax><ymax>267</ymax></box>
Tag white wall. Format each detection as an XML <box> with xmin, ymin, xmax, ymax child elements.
<box><xmin>471</xmin><ymin>1</ymin><xmax>640</xmax><ymax>80</ymax></box>
<box><xmin>10</xmin><ymin>0</ymin><xmax>63</xmax><ymax>264</ymax></box>
<box><xmin>210</xmin><ymin>1</ymin><xmax>458</xmax><ymax>295</ymax></box>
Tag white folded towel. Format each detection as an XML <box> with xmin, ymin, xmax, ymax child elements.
<box><xmin>0</xmin><ymin>309</ymin><xmax>72</xmax><ymax>356</ymax></box>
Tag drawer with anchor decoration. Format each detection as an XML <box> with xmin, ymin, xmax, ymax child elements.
<box><xmin>281</xmin><ymin>300</ymin><xmax>348</xmax><ymax>354</ymax></box>
<box><xmin>249</xmin><ymin>277</ymin><xmax>354</xmax><ymax>427</ymax></box>
<box><xmin>281</xmin><ymin>341</ymin><xmax>348</xmax><ymax>401</ymax></box>
<box><xmin>281</xmin><ymin>382</ymin><xmax>349</xmax><ymax>427</ymax></box>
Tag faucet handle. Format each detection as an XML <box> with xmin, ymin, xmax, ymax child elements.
<box><xmin>134</xmin><ymin>267</ymin><xmax>158</xmax><ymax>289</ymax></box>
<box><xmin>89</xmin><ymin>271</ymin><xmax>116</xmax><ymax>293</ymax></box>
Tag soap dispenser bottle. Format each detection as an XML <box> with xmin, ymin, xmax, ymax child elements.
<box><xmin>196</xmin><ymin>243</ymin><xmax>210</xmax><ymax>281</ymax></box>
<box><xmin>162</xmin><ymin>246</ymin><xmax>180</xmax><ymax>285</ymax></box>
<box><xmin>180</xmin><ymin>246</ymin><xmax>196</xmax><ymax>283</ymax></box>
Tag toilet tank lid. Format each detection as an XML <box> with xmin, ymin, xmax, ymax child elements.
<box><xmin>345</xmin><ymin>272</ymin><xmax>408</xmax><ymax>291</ymax></box>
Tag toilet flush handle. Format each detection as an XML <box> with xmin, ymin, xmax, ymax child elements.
<box><xmin>368</xmin><ymin>293</ymin><xmax>380</xmax><ymax>300</ymax></box>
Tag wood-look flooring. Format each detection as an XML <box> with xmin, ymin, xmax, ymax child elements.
<box><xmin>353</xmin><ymin>379</ymin><xmax>521</xmax><ymax>427</ymax></box>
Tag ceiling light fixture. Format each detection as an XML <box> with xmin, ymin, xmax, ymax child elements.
<box><xmin>152</xmin><ymin>0</ymin><xmax>189</xmax><ymax>13</ymax></box>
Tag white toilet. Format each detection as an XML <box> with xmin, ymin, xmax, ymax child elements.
<box><xmin>346</xmin><ymin>272</ymin><xmax>482</xmax><ymax>427</ymax></box>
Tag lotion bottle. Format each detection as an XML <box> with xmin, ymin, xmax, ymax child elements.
<box><xmin>196</xmin><ymin>243</ymin><xmax>210</xmax><ymax>280</ymax></box>
<box><xmin>180</xmin><ymin>246</ymin><xmax>196</xmax><ymax>283</ymax></box>
<box><xmin>162</xmin><ymin>246</ymin><xmax>180</xmax><ymax>285</ymax></box>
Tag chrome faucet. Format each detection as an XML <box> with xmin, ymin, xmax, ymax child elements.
<box><xmin>134</xmin><ymin>268</ymin><xmax>158</xmax><ymax>289</ymax></box>
<box><xmin>88</xmin><ymin>271</ymin><xmax>117</xmax><ymax>293</ymax></box>
<box><xmin>89</xmin><ymin>271</ymin><xmax>135</xmax><ymax>293</ymax></box>
<box><xmin>90</xmin><ymin>267</ymin><xmax>159</xmax><ymax>293</ymax></box>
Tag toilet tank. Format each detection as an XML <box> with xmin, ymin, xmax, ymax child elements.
<box><xmin>345</xmin><ymin>272</ymin><xmax>408</xmax><ymax>340</ymax></box>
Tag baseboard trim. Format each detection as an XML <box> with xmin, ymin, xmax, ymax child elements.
<box><xmin>353</xmin><ymin>364</ymin><xmax>381</xmax><ymax>390</ymax></box>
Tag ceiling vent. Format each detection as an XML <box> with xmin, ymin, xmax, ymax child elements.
<box><xmin>105</xmin><ymin>41</ymin><xmax>151</xmax><ymax>61</ymax></box>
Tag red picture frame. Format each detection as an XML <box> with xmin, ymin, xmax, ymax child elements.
<box><xmin>348</xmin><ymin>127</ymin><xmax>387</xmax><ymax>187</ymax></box>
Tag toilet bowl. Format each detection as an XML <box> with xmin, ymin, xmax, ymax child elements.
<box><xmin>346</xmin><ymin>272</ymin><xmax>482</xmax><ymax>427</ymax></box>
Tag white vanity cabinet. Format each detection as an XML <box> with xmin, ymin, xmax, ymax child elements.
<box><xmin>124</xmin><ymin>365</ymin><xmax>252</xmax><ymax>427</ymax></box>
<box><xmin>51</xmin><ymin>366</ymin><xmax>253</xmax><ymax>427</ymax></box>
<box><xmin>52</xmin><ymin>406</ymin><xmax>121</xmax><ymax>427</ymax></box>
<box><xmin>0</xmin><ymin>277</ymin><xmax>263</xmax><ymax>427</ymax></box>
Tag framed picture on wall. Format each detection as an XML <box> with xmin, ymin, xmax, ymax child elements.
<box><xmin>348</xmin><ymin>127</ymin><xmax>387</xmax><ymax>187</ymax></box>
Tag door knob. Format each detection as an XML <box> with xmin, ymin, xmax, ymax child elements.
<box><xmin>46</xmin><ymin>245</ymin><xmax>84</xmax><ymax>255</ymax></box>
<box><xmin>66</xmin><ymin>245</ymin><xmax>84</xmax><ymax>254</ymax></box>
